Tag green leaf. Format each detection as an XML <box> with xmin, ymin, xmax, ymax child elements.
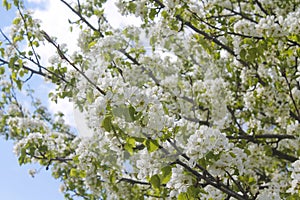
<box><xmin>88</xmin><ymin>41</ymin><xmax>97</xmax><ymax>48</ymax></box>
<box><xmin>248</xmin><ymin>176</ymin><xmax>256</xmax><ymax>185</ymax></box>
<box><xmin>87</xmin><ymin>90</ymin><xmax>94</xmax><ymax>103</ymax></box>
<box><xmin>124</xmin><ymin>143</ymin><xmax>133</xmax><ymax>155</ymax></box>
<box><xmin>133</xmin><ymin>137</ymin><xmax>145</xmax><ymax>143</ymax></box>
<box><xmin>127</xmin><ymin>137</ymin><xmax>136</xmax><ymax>146</ymax></box>
<box><xmin>150</xmin><ymin>174</ymin><xmax>160</xmax><ymax>189</ymax></box>
<box><xmin>240</xmin><ymin>48</ymin><xmax>246</xmax><ymax>60</ymax></box>
<box><xmin>127</xmin><ymin>2</ymin><xmax>136</xmax><ymax>13</ymax></box>
<box><xmin>128</xmin><ymin>105</ymin><xmax>136</xmax><ymax>121</ymax></box>
<box><xmin>18</xmin><ymin>59</ymin><xmax>23</xmax><ymax>70</ymax></box>
<box><xmin>161</xmin><ymin>166</ymin><xmax>172</xmax><ymax>184</ymax></box>
<box><xmin>3</xmin><ymin>0</ymin><xmax>11</xmax><ymax>10</ymax></box>
<box><xmin>72</xmin><ymin>155</ymin><xmax>80</xmax><ymax>164</ymax></box>
<box><xmin>19</xmin><ymin>69</ymin><xmax>25</xmax><ymax>77</ymax></box>
<box><xmin>149</xmin><ymin>8</ymin><xmax>157</xmax><ymax>21</ymax></box>
<box><xmin>13</xmin><ymin>0</ymin><xmax>19</xmax><ymax>7</ymax></box>
<box><xmin>13</xmin><ymin>35</ymin><xmax>23</xmax><ymax>43</ymax></box>
<box><xmin>112</xmin><ymin>105</ymin><xmax>135</xmax><ymax>122</ymax></box>
<box><xmin>109</xmin><ymin>171</ymin><xmax>116</xmax><ymax>183</ymax></box>
<box><xmin>178</xmin><ymin>192</ymin><xmax>188</xmax><ymax>200</ymax></box>
<box><xmin>105</xmin><ymin>31</ymin><xmax>113</xmax><ymax>36</ymax></box>
<box><xmin>264</xmin><ymin>145</ymin><xmax>273</xmax><ymax>156</ymax></box>
<box><xmin>79</xmin><ymin>170</ymin><xmax>86</xmax><ymax>178</ymax></box>
<box><xmin>247</xmin><ymin>48</ymin><xmax>257</xmax><ymax>61</ymax></box>
<box><xmin>161</xmin><ymin>10</ymin><xmax>168</xmax><ymax>19</ymax></box>
<box><xmin>93</xmin><ymin>9</ymin><xmax>104</xmax><ymax>17</ymax></box>
<box><xmin>124</xmin><ymin>137</ymin><xmax>136</xmax><ymax>155</ymax></box>
<box><xmin>0</xmin><ymin>66</ymin><xmax>5</xmax><ymax>75</ymax></box>
<box><xmin>16</xmin><ymin>79</ymin><xmax>22</xmax><ymax>90</ymax></box>
<box><xmin>187</xmin><ymin>186</ymin><xmax>201</xmax><ymax>198</ymax></box>
<box><xmin>18</xmin><ymin>149</ymin><xmax>26</xmax><ymax>165</ymax></box>
<box><xmin>101</xmin><ymin>115</ymin><xmax>112</xmax><ymax>132</ymax></box>
<box><xmin>70</xmin><ymin>168</ymin><xmax>77</xmax><ymax>177</ymax></box>
<box><xmin>0</xmin><ymin>47</ymin><xmax>4</xmax><ymax>57</ymax></box>
<box><xmin>12</xmin><ymin>17</ymin><xmax>21</xmax><ymax>25</ymax></box>
<box><xmin>32</xmin><ymin>40</ymin><xmax>39</xmax><ymax>47</ymax></box>
<box><xmin>9</xmin><ymin>56</ymin><xmax>17</xmax><ymax>68</ymax></box>
<box><xmin>162</xmin><ymin>102</ymin><xmax>169</xmax><ymax>115</ymax></box>
<box><xmin>18</xmin><ymin>155</ymin><xmax>25</xmax><ymax>165</ymax></box>
<box><xmin>229</xmin><ymin>152</ymin><xmax>236</xmax><ymax>158</ymax></box>
<box><xmin>144</xmin><ymin>139</ymin><xmax>159</xmax><ymax>153</ymax></box>
<box><xmin>11</xmin><ymin>71</ymin><xmax>17</xmax><ymax>81</ymax></box>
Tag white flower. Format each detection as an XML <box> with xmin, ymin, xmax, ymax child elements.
<box><xmin>200</xmin><ymin>185</ymin><xmax>226</xmax><ymax>200</ymax></box>
<box><xmin>166</xmin><ymin>166</ymin><xmax>193</xmax><ymax>197</ymax></box>
<box><xmin>185</xmin><ymin>126</ymin><xmax>231</xmax><ymax>161</ymax></box>
<box><xmin>28</xmin><ymin>169</ymin><xmax>37</xmax><ymax>178</ymax></box>
<box><xmin>59</xmin><ymin>184</ymin><xmax>66</xmax><ymax>193</ymax></box>
<box><xmin>287</xmin><ymin>159</ymin><xmax>300</xmax><ymax>194</ymax></box>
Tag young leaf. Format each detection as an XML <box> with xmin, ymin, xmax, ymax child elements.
<box><xmin>70</xmin><ymin>168</ymin><xmax>77</xmax><ymax>177</ymax></box>
<box><xmin>101</xmin><ymin>115</ymin><xmax>112</xmax><ymax>132</ymax></box>
<box><xmin>161</xmin><ymin>166</ymin><xmax>172</xmax><ymax>184</ymax></box>
<box><xmin>144</xmin><ymin>139</ymin><xmax>160</xmax><ymax>153</ymax></box>
<box><xmin>150</xmin><ymin>174</ymin><xmax>161</xmax><ymax>189</ymax></box>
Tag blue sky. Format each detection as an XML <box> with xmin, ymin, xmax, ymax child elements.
<box><xmin>0</xmin><ymin>140</ymin><xmax>64</xmax><ymax>200</ymax></box>
<box><xmin>0</xmin><ymin>1</ymin><xmax>65</xmax><ymax>200</ymax></box>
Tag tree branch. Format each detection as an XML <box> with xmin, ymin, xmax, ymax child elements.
<box><xmin>118</xmin><ymin>178</ymin><xmax>150</xmax><ymax>186</ymax></box>
<box><xmin>41</xmin><ymin>30</ymin><xmax>106</xmax><ymax>96</ymax></box>
<box><xmin>152</xmin><ymin>0</ymin><xmax>249</xmax><ymax>67</ymax></box>
<box><xmin>227</xmin><ymin>134</ymin><xmax>296</xmax><ymax>140</ymax></box>
<box><xmin>175</xmin><ymin>159</ymin><xmax>250</xmax><ymax>200</ymax></box>
<box><xmin>271</xmin><ymin>148</ymin><xmax>297</xmax><ymax>162</ymax></box>
<box><xmin>60</xmin><ymin>0</ymin><xmax>103</xmax><ymax>36</ymax></box>
<box><xmin>0</xmin><ymin>29</ymin><xmax>69</xmax><ymax>83</ymax></box>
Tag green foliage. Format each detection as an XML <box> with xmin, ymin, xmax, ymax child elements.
<box><xmin>150</xmin><ymin>174</ymin><xmax>160</xmax><ymax>189</ymax></box>
<box><xmin>112</xmin><ymin>104</ymin><xmax>136</xmax><ymax>122</ymax></box>
<box><xmin>2</xmin><ymin>0</ymin><xmax>11</xmax><ymax>10</ymax></box>
<box><xmin>160</xmin><ymin>165</ymin><xmax>172</xmax><ymax>184</ymax></box>
<box><xmin>144</xmin><ymin>138</ymin><xmax>159</xmax><ymax>153</ymax></box>
<box><xmin>101</xmin><ymin>115</ymin><xmax>112</xmax><ymax>132</ymax></box>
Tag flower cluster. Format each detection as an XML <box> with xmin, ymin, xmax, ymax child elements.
<box><xmin>185</xmin><ymin>126</ymin><xmax>231</xmax><ymax>162</ymax></box>
<box><xmin>166</xmin><ymin>166</ymin><xmax>193</xmax><ymax>197</ymax></box>
<box><xmin>288</xmin><ymin>160</ymin><xmax>300</xmax><ymax>194</ymax></box>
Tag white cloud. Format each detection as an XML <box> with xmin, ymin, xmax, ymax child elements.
<box><xmin>73</xmin><ymin>107</ymin><xmax>93</xmax><ymax>137</ymax></box>
<box><xmin>31</xmin><ymin>0</ymin><xmax>79</xmax><ymax>65</ymax></box>
<box><xmin>24</xmin><ymin>1</ymin><xmax>79</xmax><ymax>129</ymax></box>
<box><xmin>103</xmin><ymin>0</ymin><xmax>141</xmax><ymax>28</ymax></box>
<box><xmin>48</xmin><ymin>94</ymin><xmax>75</xmax><ymax>127</ymax></box>
<box><xmin>27</xmin><ymin>0</ymin><xmax>47</xmax><ymax>3</ymax></box>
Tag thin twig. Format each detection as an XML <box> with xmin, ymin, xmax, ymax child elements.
<box><xmin>41</xmin><ymin>30</ymin><xmax>106</xmax><ymax>95</ymax></box>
